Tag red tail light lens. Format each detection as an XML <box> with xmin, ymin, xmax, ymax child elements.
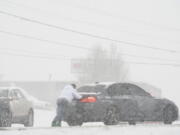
<box><xmin>80</xmin><ymin>96</ymin><xmax>97</xmax><ymax>103</ymax></box>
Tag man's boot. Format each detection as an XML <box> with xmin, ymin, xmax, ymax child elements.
<box><xmin>51</xmin><ymin>120</ymin><xmax>61</xmax><ymax>127</ymax></box>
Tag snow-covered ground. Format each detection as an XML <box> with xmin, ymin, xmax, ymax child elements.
<box><xmin>0</xmin><ymin>123</ymin><xmax>180</xmax><ymax>135</ymax></box>
<box><xmin>34</xmin><ymin>109</ymin><xmax>55</xmax><ymax>127</ymax></box>
<box><xmin>0</xmin><ymin>109</ymin><xmax>179</xmax><ymax>135</ymax></box>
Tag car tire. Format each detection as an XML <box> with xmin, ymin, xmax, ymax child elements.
<box><xmin>24</xmin><ymin>109</ymin><xmax>34</xmax><ymax>127</ymax></box>
<box><xmin>128</xmin><ymin>121</ymin><xmax>136</xmax><ymax>125</ymax></box>
<box><xmin>67</xmin><ymin>113</ymin><xmax>83</xmax><ymax>126</ymax></box>
<box><xmin>67</xmin><ymin>120</ymin><xmax>83</xmax><ymax>126</ymax></box>
<box><xmin>0</xmin><ymin>110</ymin><xmax>12</xmax><ymax>127</ymax></box>
<box><xmin>163</xmin><ymin>105</ymin><xmax>175</xmax><ymax>124</ymax></box>
<box><xmin>104</xmin><ymin>106</ymin><xmax>119</xmax><ymax>125</ymax></box>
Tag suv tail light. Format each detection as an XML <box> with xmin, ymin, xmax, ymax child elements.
<box><xmin>80</xmin><ymin>96</ymin><xmax>97</xmax><ymax>103</ymax></box>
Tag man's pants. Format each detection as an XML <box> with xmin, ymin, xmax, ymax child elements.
<box><xmin>52</xmin><ymin>98</ymin><xmax>69</xmax><ymax>126</ymax></box>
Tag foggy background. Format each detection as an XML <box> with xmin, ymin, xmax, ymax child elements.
<box><xmin>0</xmin><ymin>0</ymin><xmax>180</xmax><ymax>108</ymax></box>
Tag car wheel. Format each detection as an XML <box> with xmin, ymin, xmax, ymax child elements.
<box><xmin>104</xmin><ymin>106</ymin><xmax>119</xmax><ymax>125</ymax></box>
<box><xmin>128</xmin><ymin>121</ymin><xmax>136</xmax><ymax>125</ymax></box>
<box><xmin>67</xmin><ymin>114</ymin><xmax>83</xmax><ymax>126</ymax></box>
<box><xmin>24</xmin><ymin>109</ymin><xmax>34</xmax><ymax>127</ymax></box>
<box><xmin>67</xmin><ymin>120</ymin><xmax>83</xmax><ymax>126</ymax></box>
<box><xmin>0</xmin><ymin>110</ymin><xmax>12</xmax><ymax>127</ymax></box>
<box><xmin>163</xmin><ymin>105</ymin><xmax>176</xmax><ymax>124</ymax></box>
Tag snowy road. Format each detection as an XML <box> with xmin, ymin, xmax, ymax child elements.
<box><xmin>0</xmin><ymin>124</ymin><xmax>180</xmax><ymax>135</ymax></box>
<box><xmin>0</xmin><ymin>109</ymin><xmax>179</xmax><ymax>135</ymax></box>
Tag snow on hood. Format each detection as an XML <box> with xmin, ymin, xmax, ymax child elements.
<box><xmin>16</xmin><ymin>87</ymin><xmax>52</xmax><ymax>110</ymax></box>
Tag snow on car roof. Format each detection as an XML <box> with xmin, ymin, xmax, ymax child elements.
<box><xmin>78</xmin><ymin>81</ymin><xmax>161</xmax><ymax>97</ymax></box>
<box><xmin>97</xmin><ymin>82</ymin><xmax>116</xmax><ymax>85</ymax></box>
<box><xmin>0</xmin><ymin>86</ymin><xmax>21</xmax><ymax>90</ymax></box>
<box><xmin>78</xmin><ymin>84</ymin><xmax>106</xmax><ymax>93</ymax></box>
<box><xmin>79</xmin><ymin>92</ymin><xmax>100</xmax><ymax>95</ymax></box>
<box><xmin>0</xmin><ymin>86</ymin><xmax>30</xmax><ymax>97</ymax></box>
<box><xmin>81</xmin><ymin>82</ymin><xmax>115</xmax><ymax>87</ymax></box>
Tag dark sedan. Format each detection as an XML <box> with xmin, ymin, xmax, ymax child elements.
<box><xmin>63</xmin><ymin>83</ymin><xmax>178</xmax><ymax>126</ymax></box>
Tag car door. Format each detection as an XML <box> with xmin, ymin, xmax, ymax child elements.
<box><xmin>135</xmin><ymin>96</ymin><xmax>160</xmax><ymax>121</ymax></box>
<box><xmin>107</xmin><ymin>84</ymin><xmax>140</xmax><ymax>121</ymax></box>
<box><xmin>115</xmin><ymin>95</ymin><xmax>139</xmax><ymax>121</ymax></box>
<box><xmin>9</xmin><ymin>89</ymin><xmax>21</xmax><ymax>118</ymax></box>
<box><xmin>129</xmin><ymin>84</ymin><xmax>159</xmax><ymax>121</ymax></box>
<box><xmin>13</xmin><ymin>89</ymin><xmax>30</xmax><ymax>117</ymax></box>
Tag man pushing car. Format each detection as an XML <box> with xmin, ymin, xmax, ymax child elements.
<box><xmin>51</xmin><ymin>84</ymin><xmax>82</xmax><ymax>127</ymax></box>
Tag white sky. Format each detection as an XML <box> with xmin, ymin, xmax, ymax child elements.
<box><xmin>0</xmin><ymin>0</ymin><xmax>180</xmax><ymax>105</ymax></box>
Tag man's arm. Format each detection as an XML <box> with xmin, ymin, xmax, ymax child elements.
<box><xmin>72</xmin><ymin>89</ymin><xmax>82</xmax><ymax>99</ymax></box>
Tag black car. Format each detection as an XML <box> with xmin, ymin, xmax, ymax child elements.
<box><xmin>0</xmin><ymin>87</ymin><xmax>34</xmax><ymax>127</ymax></box>
<box><xmin>63</xmin><ymin>83</ymin><xmax>179</xmax><ymax>126</ymax></box>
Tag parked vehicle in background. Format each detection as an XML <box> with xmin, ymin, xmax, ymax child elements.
<box><xmin>63</xmin><ymin>82</ymin><xmax>179</xmax><ymax>126</ymax></box>
<box><xmin>0</xmin><ymin>87</ymin><xmax>34</xmax><ymax>127</ymax></box>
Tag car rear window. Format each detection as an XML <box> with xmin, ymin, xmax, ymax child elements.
<box><xmin>78</xmin><ymin>85</ymin><xmax>106</xmax><ymax>94</ymax></box>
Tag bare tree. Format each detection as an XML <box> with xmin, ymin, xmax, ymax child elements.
<box><xmin>75</xmin><ymin>45</ymin><xmax>129</xmax><ymax>84</ymax></box>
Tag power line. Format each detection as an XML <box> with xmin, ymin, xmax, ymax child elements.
<box><xmin>126</xmin><ymin>61</ymin><xmax>180</xmax><ymax>67</ymax></box>
<box><xmin>1</xmin><ymin>50</ymin><xmax>180</xmax><ymax>67</ymax></box>
<box><xmin>0</xmin><ymin>51</ymin><xmax>69</xmax><ymax>61</ymax></box>
<box><xmin>2</xmin><ymin>0</ymin><xmax>180</xmax><ymax>45</ymax></box>
<box><xmin>0</xmin><ymin>10</ymin><xmax>180</xmax><ymax>54</ymax></box>
<box><xmin>0</xmin><ymin>29</ymin><xmax>180</xmax><ymax>63</ymax></box>
<box><xmin>2</xmin><ymin>0</ymin><xmax>180</xmax><ymax>32</ymax></box>
<box><xmin>0</xmin><ymin>47</ymin><xmax>71</xmax><ymax>59</ymax></box>
<box><xmin>57</xmin><ymin>1</ymin><xmax>180</xmax><ymax>32</ymax></box>
<box><xmin>0</xmin><ymin>30</ymin><xmax>90</xmax><ymax>50</ymax></box>
<box><xmin>120</xmin><ymin>52</ymin><xmax>180</xmax><ymax>63</ymax></box>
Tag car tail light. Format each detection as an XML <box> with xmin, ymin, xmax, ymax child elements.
<box><xmin>80</xmin><ymin>96</ymin><xmax>97</xmax><ymax>103</ymax></box>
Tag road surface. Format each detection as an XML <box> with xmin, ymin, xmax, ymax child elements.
<box><xmin>0</xmin><ymin>109</ymin><xmax>179</xmax><ymax>135</ymax></box>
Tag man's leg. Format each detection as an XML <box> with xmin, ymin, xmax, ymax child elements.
<box><xmin>56</xmin><ymin>99</ymin><xmax>69</xmax><ymax>126</ymax></box>
<box><xmin>55</xmin><ymin>98</ymin><xmax>68</xmax><ymax>126</ymax></box>
<box><xmin>52</xmin><ymin>98</ymin><xmax>69</xmax><ymax>127</ymax></box>
<box><xmin>51</xmin><ymin>99</ymin><xmax>62</xmax><ymax>127</ymax></box>
<box><xmin>51</xmin><ymin>116</ymin><xmax>60</xmax><ymax>127</ymax></box>
<box><xmin>56</xmin><ymin>103</ymin><xmax>63</xmax><ymax>126</ymax></box>
<box><xmin>60</xmin><ymin>99</ymin><xmax>69</xmax><ymax>121</ymax></box>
